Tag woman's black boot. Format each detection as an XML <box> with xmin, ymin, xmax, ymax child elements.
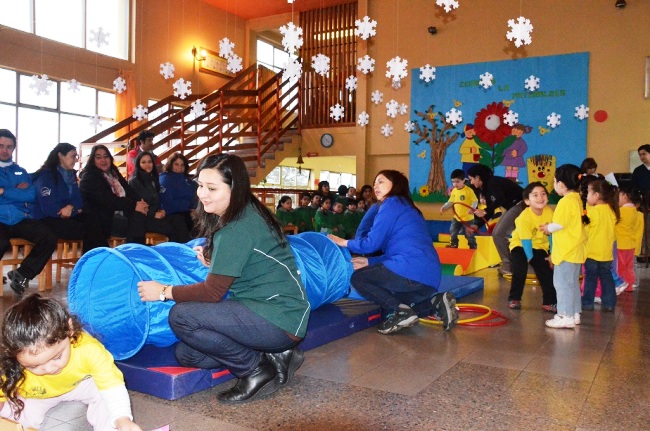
<box><xmin>217</xmin><ymin>355</ymin><xmax>280</xmax><ymax>403</ymax></box>
<box><xmin>266</xmin><ymin>347</ymin><xmax>304</xmax><ymax>385</ymax></box>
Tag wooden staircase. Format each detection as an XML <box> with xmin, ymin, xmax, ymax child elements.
<box><xmin>81</xmin><ymin>64</ymin><xmax>300</xmax><ymax>179</ymax></box>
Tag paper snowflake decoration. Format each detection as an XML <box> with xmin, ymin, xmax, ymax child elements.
<box><xmin>330</xmin><ymin>103</ymin><xmax>345</xmax><ymax>121</ymax></box>
<box><xmin>113</xmin><ymin>76</ymin><xmax>127</xmax><ymax>94</ymax></box>
<box><xmin>404</xmin><ymin>121</ymin><xmax>415</xmax><ymax>132</ymax></box>
<box><xmin>132</xmin><ymin>104</ymin><xmax>148</xmax><ymax>121</ymax></box>
<box><xmin>67</xmin><ymin>79</ymin><xmax>80</xmax><ymax>93</ymax></box>
<box><xmin>282</xmin><ymin>59</ymin><xmax>302</xmax><ymax>83</ymax></box>
<box><xmin>354</xmin><ymin>16</ymin><xmax>377</xmax><ymax>40</ymax></box>
<box><xmin>503</xmin><ymin>110</ymin><xmax>519</xmax><ymax>126</ymax></box>
<box><xmin>89</xmin><ymin>27</ymin><xmax>110</xmax><ymax>49</ymax></box>
<box><xmin>386</xmin><ymin>100</ymin><xmax>399</xmax><ymax>118</ymax></box>
<box><xmin>445</xmin><ymin>108</ymin><xmax>463</xmax><ymax>126</ymax></box>
<box><xmin>381</xmin><ymin>124</ymin><xmax>394</xmax><ymax>137</ymax></box>
<box><xmin>371</xmin><ymin>90</ymin><xmax>383</xmax><ymax>105</ymax></box>
<box><xmin>89</xmin><ymin>115</ymin><xmax>102</xmax><ymax>128</ymax></box>
<box><xmin>419</xmin><ymin>64</ymin><xmax>436</xmax><ymax>83</ymax></box>
<box><xmin>574</xmin><ymin>104</ymin><xmax>589</xmax><ymax>120</ymax></box>
<box><xmin>436</xmin><ymin>0</ymin><xmax>459</xmax><ymax>13</ymax></box>
<box><xmin>479</xmin><ymin>72</ymin><xmax>494</xmax><ymax>90</ymax></box>
<box><xmin>219</xmin><ymin>38</ymin><xmax>235</xmax><ymax>58</ymax></box>
<box><xmin>547</xmin><ymin>112</ymin><xmax>561</xmax><ymax>128</ymax></box>
<box><xmin>506</xmin><ymin>16</ymin><xmax>533</xmax><ymax>48</ymax></box>
<box><xmin>311</xmin><ymin>54</ymin><xmax>331</xmax><ymax>77</ymax></box>
<box><xmin>160</xmin><ymin>62</ymin><xmax>175</xmax><ymax>80</ymax></box>
<box><xmin>279</xmin><ymin>22</ymin><xmax>303</xmax><ymax>53</ymax></box>
<box><xmin>386</xmin><ymin>56</ymin><xmax>408</xmax><ymax>81</ymax></box>
<box><xmin>398</xmin><ymin>103</ymin><xmax>409</xmax><ymax>116</ymax></box>
<box><xmin>172</xmin><ymin>78</ymin><xmax>192</xmax><ymax>99</ymax></box>
<box><xmin>357</xmin><ymin>55</ymin><xmax>376</xmax><ymax>75</ymax></box>
<box><xmin>191</xmin><ymin>99</ymin><xmax>207</xmax><ymax>117</ymax></box>
<box><xmin>227</xmin><ymin>54</ymin><xmax>243</xmax><ymax>74</ymax></box>
<box><xmin>345</xmin><ymin>75</ymin><xmax>358</xmax><ymax>92</ymax></box>
<box><xmin>357</xmin><ymin>111</ymin><xmax>369</xmax><ymax>127</ymax></box>
<box><xmin>524</xmin><ymin>75</ymin><xmax>540</xmax><ymax>92</ymax></box>
<box><xmin>30</xmin><ymin>74</ymin><xmax>53</xmax><ymax>96</ymax></box>
<box><xmin>391</xmin><ymin>79</ymin><xmax>402</xmax><ymax>90</ymax></box>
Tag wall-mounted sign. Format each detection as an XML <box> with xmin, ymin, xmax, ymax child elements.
<box><xmin>199</xmin><ymin>48</ymin><xmax>235</xmax><ymax>78</ymax></box>
<box><xmin>306</xmin><ymin>152</ymin><xmax>319</xmax><ymax>157</ymax></box>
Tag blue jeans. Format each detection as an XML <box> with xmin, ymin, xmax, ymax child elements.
<box><xmin>554</xmin><ymin>261</ymin><xmax>582</xmax><ymax>317</ymax></box>
<box><xmin>450</xmin><ymin>218</ymin><xmax>477</xmax><ymax>248</ymax></box>
<box><xmin>351</xmin><ymin>263</ymin><xmax>436</xmax><ymax>312</ymax></box>
<box><xmin>168</xmin><ymin>300</ymin><xmax>298</xmax><ymax>377</ymax></box>
<box><xmin>583</xmin><ymin>258</ymin><xmax>617</xmax><ymax>309</ymax></box>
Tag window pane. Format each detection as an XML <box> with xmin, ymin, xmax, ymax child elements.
<box><xmin>0</xmin><ymin>0</ymin><xmax>32</xmax><ymax>32</ymax></box>
<box><xmin>87</xmin><ymin>0</ymin><xmax>129</xmax><ymax>60</ymax></box>
<box><xmin>266</xmin><ymin>166</ymin><xmax>280</xmax><ymax>185</ymax></box>
<box><xmin>0</xmin><ymin>105</ymin><xmax>17</xmax><ymax>134</ymax></box>
<box><xmin>0</xmin><ymin>69</ymin><xmax>17</xmax><ymax>104</ymax></box>
<box><xmin>16</xmin><ymin>107</ymin><xmax>59</xmax><ymax>173</ymax></box>
<box><xmin>61</xmin><ymin>83</ymin><xmax>96</xmax><ymax>115</ymax></box>
<box><xmin>97</xmin><ymin>120</ymin><xmax>116</xmax><ymax>142</ymax></box>
<box><xmin>98</xmin><ymin>91</ymin><xmax>116</xmax><ymax>119</ymax></box>
<box><xmin>257</xmin><ymin>40</ymin><xmax>274</xmax><ymax>67</ymax></box>
<box><xmin>274</xmin><ymin>49</ymin><xmax>289</xmax><ymax>70</ymax></box>
<box><xmin>281</xmin><ymin>166</ymin><xmax>297</xmax><ymax>186</ymax></box>
<box><xmin>61</xmin><ymin>113</ymin><xmax>96</xmax><ymax>147</ymax></box>
<box><xmin>35</xmin><ymin>0</ymin><xmax>84</xmax><ymax>48</ymax></box>
<box><xmin>296</xmin><ymin>169</ymin><xmax>310</xmax><ymax>187</ymax></box>
<box><xmin>19</xmin><ymin>74</ymin><xmax>58</xmax><ymax>109</ymax></box>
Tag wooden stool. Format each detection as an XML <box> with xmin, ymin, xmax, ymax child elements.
<box><xmin>283</xmin><ymin>225</ymin><xmax>298</xmax><ymax>235</ymax></box>
<box><xmin>108</xmin><ymin>236</ymin><xmax>126</xmax><ymax>248</ymax></box>
<box><xmin>1</xmin><ymin>238</ymin><xmax>52</xmax><ymax>297</ymax></box>
<box><xmin>52</xmin><ymin>239</ymin><xmax>83</xmax><ymax>283</ymax></box>
<box><xmin>145</xmin><ymin>232</ymin><xmax>168</xmax><ymax>245</ymax></box>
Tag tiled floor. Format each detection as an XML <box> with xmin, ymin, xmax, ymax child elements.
<box><xmin>3</xmin><ymin>265</ymin><xmax>648</xmax><ymax>431</ymax></box>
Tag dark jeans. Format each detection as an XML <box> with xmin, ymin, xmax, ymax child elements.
<box><xmin>0</xmin><ymin>219</ymin><xmax>57</xmax><ymax>280</ymax></box>
<box><xmin>583</xmin><ymin>258</ymin><xmax>616</xmax><ymax>309</ymax></box>
<box><xmin>492</xmin><ymin>201</ymin><xmax>525</xmax><ymax>272</ymax></box>
<box><xmin>508</xmin><ymin>247</ymin><xmax>556</xmax><ymax>305</ymax></box>
<box><xmin>168</xmin><ymin>300</ymin><xmax>298</xmax><ymax>377</ymax></box>
<box><xmin>450</xmin><ymin>218</ymin><xmax>477</xmax><ymax>248</ymax></box>
<box><xmin>42</xmin><ymin>213</ymin><xmax>108</xmax><ymax>253</ymax></box>
<box><xmin>350</xmin><ymin>263</ymin><xmax>436</xmax><ymax>312</ymax></box>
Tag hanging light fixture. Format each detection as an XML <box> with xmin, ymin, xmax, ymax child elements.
<box><xmin>296</xmin><ymin>144</ymin><xmax>304</xmax><ymax>173</ymax></box>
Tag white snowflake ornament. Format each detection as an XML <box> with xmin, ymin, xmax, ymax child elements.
<box><xmin>524</xmin><ymin>75</ymin><xmax>540</xmax><ymax>92</ymax></box>
<box><xmin>371</xmin><ymin>90</ymin><xmax>383</xmax><ymax>105</ymax></box>
<box><xmin>89</xmin><ymin>115</ymin><xmax>102</xmax><ymax>128</ymax></box>
<box><xmin>391</xmin><ymin>79</ymin><xmax>402</xmax><ymax>90</ymax></box>
<box><xmin>89</xmin><ymin>27</ymin><xmax>110</xmax><ymax>49</ymax></box>
<box><xmin>419</xmin><ymin>64</ymin><xmax>436</xmax><ymax>83</ymax></box>
<box><xmin>132</xmin><ymin>104</ymin><xmax>148</xmax><ymax>121</ymax></box>
<box><xmin>386</xmin><ymin>56</ymin><xmax>408</xmax><ymax>81</ymax></box>
<box><xmin>113</xmin><ymin>76</ymin><xmax>127</xmax><ymax>94</ymax></box>
<box><xmin>574</xmin><ymin>104</ymin><xmax>589</xmax><ymax>120</ymax></box>
<box><xmin>398</xmin><ymin>103</ymin><xmax>409</xmax><ymax>116</ymax></box>
<box><xmin>30</xmin><ymin>74</ymin><xmax>53</xmax><ymax>96</ymax></box>
<box><xmin>547</xmin><ymin>112</ymin><xmax>561</xmax><ymax>129</ymax></box>
<box><xmin>479</xmin><ymin>72</ymin><xmax>494</xmax><ymax>90</ymax></box>
<box><xmin>345</xmin><ymin>75</ymin><xmax>358</xmax><ymax>92</ymax></box>
<box><xmin>404</xmin><ymin>121</ymin><xmax>415</xmax><ymax>132</ymax></box>
<box><xmin>386</xmin><ymin>100</ymin><xmax>399</xmax><ymax>118</ymax></box>
<box><xmin>172</xmin><ymin>78</ymin><xmax>192</xmax><ymax>100</ymax></box>
<box><xmin>191</xmin><ymin>99</ymin><xmax>207</xmax><ymax>117</ymax></box>
<box><xmin>445</xmin><ymin>108</ymin><xmax>463</xmax><ymax>126</ymax></box>
<box><xmin>219</xmin><ymin>38</ymin><xmax>235</xmax><ymax>59</ymax></box>
<box><xmin>282</xmin><ymin>59</ymin><xmax>302</xmax><ymax>84</ymax></box>
<box><xmin>227</xmin><ymin>54</ymin><xmax>243</xmax><ymax>74</ymax></box>
<box><xmin>67</xmin><ymin>79</ymin><xmax>80</xmax><ymax>93</ymax></box>
<box><xmin>436</xmin><ymin>0</ymin><xmax>459</xmax><ymax>13</ymax></box>
<box><xmin>506</xmin><ymin>16</ymin><xmax>533</xmax><ymax>48</ymax></box>
<box><xmin>354</xmin><ymin>16</ymin><xmax>377</xmax><ymax>40</ymax></box>
<box><xmin>381</xmin><ymin>124</ymin><xmax>394</xmax><ymax>138</ymax></box>
<box><xmin>357</xmin><ymin>111</ymin><xmax>369</xmax><ymax>127</ymax></box>
<box><xmin>357</xmin><ymin>55</ymin><xmax>376</xmax><ymax>75</ymax></box>
<box><xmin>160</xmin><ymin>62</ymin><xmax>175</xmax><ymax>80</ymax></box>
<box><xmin>330</xmin><ymin>103</ymin><xmax>345</xmax><ymax>121</ymax></box>
<box><xmin>311</xmin><ymin>54</ymin><xmax>331</xmax><ymax>77</ymax></box>
<box><xmin>503</xmin><ymin>110</ymin><xmax>519</xmax><ymax>126</ymax></box>
<box><xmin>279</xmin><ymin>22</ymin><xmax>304</xmax><ymax>53</ymax></box>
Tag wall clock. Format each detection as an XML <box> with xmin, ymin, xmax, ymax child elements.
<box><xmin>320</xmin><ymin>133</ymin><xmax>334</xmax><ymax>148</ymax></box>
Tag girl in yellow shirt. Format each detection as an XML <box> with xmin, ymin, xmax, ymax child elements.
<box><xmin>615</xmin><ymin>186</ymin><xmax>641</xmax><ymax>294</ymax></box>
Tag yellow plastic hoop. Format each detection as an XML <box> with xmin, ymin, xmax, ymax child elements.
<box><xmin>419</xmin><ymin>303</ymin><xmax>493</xmax><ymax>325</ymax></box>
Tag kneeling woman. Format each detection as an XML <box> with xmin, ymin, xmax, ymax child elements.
<box><xmin>137</xmin><ymin>154</ymin><xmax>310</xmax><ymax>403</ymax></box>
<box><xmin>329</xmin><ymin>170</ymin><xmax>458</xmax><ymax>333</ymax></box>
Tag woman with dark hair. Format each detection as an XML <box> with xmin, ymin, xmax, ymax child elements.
<box><xmin>137</xmin><ymin>154</ymin><xmax>310</xmax><ymax>404</ymax></box>
<box><xmin>31</xmin><ymin>143</ymin><xmax>107</xmax><ymax>252</ymax></box>
<box><xmin>317</xmin><ymin>180</ymin><xmax>336</xmax><ymax>203</ymax></box>
<box><xmin>328</xmin><ymin>170</ymin><xmax>457</xmax><ymax>333</ymax></box>
<box><xmin>79</xmin><ymin>144</ymin><xmax>149</xmax><ymax>243</ymax></box>
<box><xmin>159</xmin><ymin>152</ymin><xmax>197</xmax><ymax>234</ymax></box>
<box><xmin>129</xmin><ymin>152</ymin><xmax>190</xmax><ymax>243</ymax></box>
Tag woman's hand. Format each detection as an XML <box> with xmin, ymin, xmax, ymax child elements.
<box><xmin>114</xmin><ymin>417</ymin><xmax>142</xmax><ymax>431</ymax></box>
<box><xmin>474</xmin><ymin>209</ymin><xmax>486</xmax><ymax>218</ymax></box>
<box><xmin>193</xmin><ymin>246</ymin><xmax>210</xmax><ymax>267</ymax></box>
<box><xmin>539</xmin><ymin>223</ymin><xmax>550</xmax><ymax>235</ymax></box>
<box><xmin>137</xmin><ymin>280</ymin><xmax>166</xmax><ymax>302</ymax></box>
<box><xmin>58</xmin><ymin>204</ymin><xmax>74</xmax><ymax>218</ymax></box>
<box><xmin>351</xmin><ymin>256</ymin><xmax>368</xmax><ymax>270</ymax></box>
<box><xmin>135</xmin><ymin>199</ymin><xmax>149</xmax><ymax>215</ymax></box>
<box><xmin>154</xmin><ymin>209</ymin><xmax>165</xmax><ymax>219</ymax></box>
<box><xmin>327</xmin><ymin>234</ymin><xmax>348</xmax><ymax>247</ymax></box>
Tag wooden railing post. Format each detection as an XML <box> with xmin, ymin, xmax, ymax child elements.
<box><xmin>275</xmin><ymin>77</ymin><xmax>280</xmax><ymax>151</ymax></box>
<box><xmin>219</xmin><ymin>92</ymin><xmax>224</xmax><ymax>154</ymax></box>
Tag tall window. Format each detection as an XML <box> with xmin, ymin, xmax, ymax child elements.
<box><xmin>257</xmin><ymin>39</ymin><xmax>291</xmax><ymax>72</ymax></box>
<box><xmin>0</xmin><ymin>0</ymin><xmax>130</xmax><ymax>60</ymax></box>
<box><xmin>0</xmin><ymin>67</ymin><xmax>116</xmax><ymax>172</ymax></box>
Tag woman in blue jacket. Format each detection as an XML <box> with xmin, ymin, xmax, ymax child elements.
<box><xmin>329</xmin><ymin>170</ymin><xmax>458</xmax><ymax>333</ymax></box>
<box><xmin>159</xmin><ymin>152</ymin><xmax>197</xmax><ymax>235</ymax></box>
<box><xmin>32</xmin><ymin>143</ymin><xmax>106</xmax><ymax>252</ymax></box>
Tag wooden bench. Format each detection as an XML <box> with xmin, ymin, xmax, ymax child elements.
<box><xmin>1</xmin><ymin>238</ymin><xmax>52</xmax><ymax>297</ymax></box>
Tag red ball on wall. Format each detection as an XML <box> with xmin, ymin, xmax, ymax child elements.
<box><xmin>594</xmin><ymin>110</ymin><xmax>608</xmax><ymax>122</ymax></box>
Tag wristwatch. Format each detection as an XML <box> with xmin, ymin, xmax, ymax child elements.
<box><xmin>159</xmin><ymin>285</ymin><xmax>172</xmax><ymax>302</ymax></box>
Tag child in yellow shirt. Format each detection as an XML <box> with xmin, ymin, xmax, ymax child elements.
<box><xmin>440</xmin><ymin>169</ymin><xmax>479</xmax><ymax>249</ymax></box>
<box><xmin>616</xmin><ymin>186</ymin><xmax>642</xmax><ymax>294</ymax></box>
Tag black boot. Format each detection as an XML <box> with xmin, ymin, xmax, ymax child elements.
<box><xmin>217</xmin><ymin>355</ymin><xmax>279</xmax><ymax>404</ymax></box>
<box><xmin>266</xmin><ymin>347</ymin><xmax>304</xmax><ymax>385</ymax></box>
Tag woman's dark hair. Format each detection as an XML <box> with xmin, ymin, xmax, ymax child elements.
<box><xmin>522</xmin><ymin>182</ymin><xmax>547</xmax><ymax>203</ymax></box>
<box><xmin>580</xmin><ymin>157</ymin><xmax>598</xmax><ymax>173</ymax></box>
<box><xmin>588</xmin><ymin>179</ymin><xmax>620</xmax><ymax>223</ymax></box>
<box><xmin>194</xmin><ymin>154</ymin><xmax>286</xmax><ymax>261</ymax></box>
<box><xmin>83</xmin><ymin>144</ymin><xmax>119</xmax><ymax>176</ymax></box>
<box><xmin>37</xmin><ymin>143</ymin><xmax>77</xmax><ymax>185</ymax></box>
<box><xmin>133</xmin><ymin>151</ymin><xmax>161</xmax><ymax>190</ymax></box>
<box><xmin>317</xmin><ymin>181</ymin><xmax>330</xmax><ymax>195</ymax></box>
<box><xmin>164</xmin><ymin>152</ymin><xmax>191</xmax><ymax>178</ymax></box>
<box><xmin>0</xmin><ymin>294</ymin><xmax>83</xmax><ymax>418</ymax></box>
<box><xmin>467</xmin><ymin>164</ymin><xmax>493</xmax><ymax>187</ymax></box>
<box><xmin>375</xmin><ymin>170</ymin><xmax>421</xmax><ymax>215</ymax></box>
<box><xmin>277</xmin><ymin>195</ymin><xmax>292</xmax><ymax>210</ymax></box>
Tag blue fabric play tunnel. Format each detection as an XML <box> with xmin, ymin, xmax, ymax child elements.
<box><xmin>68</xmin><ymin>233</ymin><xmax>353</xmax><ymax>360</ymax></box>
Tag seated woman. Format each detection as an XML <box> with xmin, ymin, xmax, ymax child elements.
<box><xmin>129</xmin><ymin>151</ymin><xmax>190</xmax><ymax>243</ymax></box>
<box><xmin>159</xmin><ymin>152</ymin><xmax>197</xmax><ymax>235</ymax></box>
<box><xmin>137</xmin><ymin>154</ymin><xmax>310</xmax><ymax>404</ymax></box>
<box><xmin>79</xmin><ymin>144</ymin><xmax>149</xmax><ymax>244</ymax></box>
<box><xmin>329</xmin><ymin>170</ymin><xmax>458</xmax><ymax>333</ymax></box>
<box><xmin>31</xmin><ymin>143</ymin><xmax>107</xmax><ymax>253</ymax></box>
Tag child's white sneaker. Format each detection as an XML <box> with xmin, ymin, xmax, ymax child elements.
<box><xmin>545</xmin><ymin>314</ymin><xmax>575</xmax><ymax>329</ymax></box>
<box><xmin>594</xmin><ymin>297</ymin><xmax>602</xmax><ymax>304</ymax></box>
<box><xmin>615</xmin><ymin>282</ymin><xmax>629</xmax><ymax>296</ymax></box>
<box><xmin>574</xmin><ymin>313</ymin><xmax>581</xmax><ymax>325</ymax></box>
